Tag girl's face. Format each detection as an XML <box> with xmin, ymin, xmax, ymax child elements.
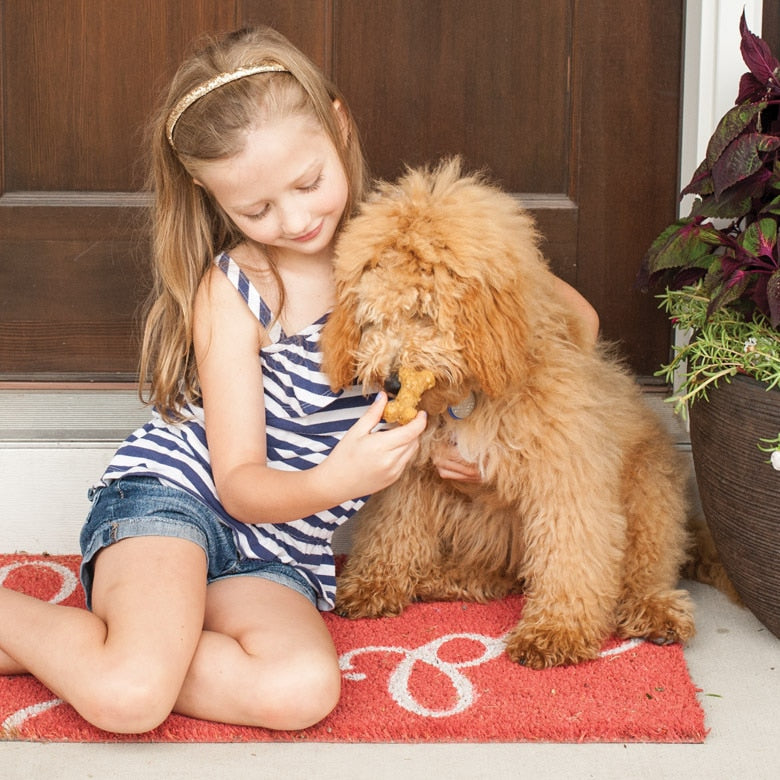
<box><xmin>196</xmin><ymin>110</ymin><xmax>349</xmax><ymax>259</ymax></box>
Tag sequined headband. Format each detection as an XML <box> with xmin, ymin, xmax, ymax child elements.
<box><xmin>166</xmin><ymin>63</ymin><xmax>289</xmax><ymax>147</ymax></box>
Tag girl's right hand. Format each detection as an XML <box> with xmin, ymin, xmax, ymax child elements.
<box><xmin>323</xmin><ymin>392</ymin><xmax>427</xmax><ymax>500</ymax></box>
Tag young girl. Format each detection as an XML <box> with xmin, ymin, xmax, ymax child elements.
<box><xmin>0</xmin><ymin>26</ymin><xmax>598</xmax><ymax>734</ymax></box>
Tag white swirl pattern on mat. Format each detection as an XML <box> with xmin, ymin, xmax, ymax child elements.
<box><xmin>341</xmin><ymin>632</ymin><xmax>507</xmax><ymax>717</ymax></box>
<box><xmin>1</xmin><ymin>560</ymin><xmax>646</xmax><ymax>730</ymax></box>
<box><xmin>0</xmin><ymin>560</ymin><xmax>76</xmax><ymax>733</ymax></box>
<box><xmin>0</xmin><ymin>560</ymin><xmax>78</xmax><ymax>603</ymax></box>
<box><xmin>2</xmin><ymin>698</ymin><xmax>63</xmax><ymax>733</ymax></box>
<box><xmin>340</xmin><ymin>632</ymin><xmax>645</xmax><ymax>717</ymax></box>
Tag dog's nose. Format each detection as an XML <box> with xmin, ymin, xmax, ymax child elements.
<box><xmin>384</xmin><ymin>372</ymin><xmax>402</xmax><ymax>397</ymax></box>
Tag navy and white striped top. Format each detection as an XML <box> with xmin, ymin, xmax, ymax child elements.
<box><xmin>99</xmin><ymin>252</ymin><xmax>373</xmax><ymax>609</ymax></box>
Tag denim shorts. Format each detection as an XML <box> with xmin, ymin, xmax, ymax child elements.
<box><xmin>79</xmin><ymin>476</ymin><xmax>318</xmax><ymax>610</ymax></box>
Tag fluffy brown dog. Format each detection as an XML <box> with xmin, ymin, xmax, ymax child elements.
<box><xmin>321</xmin><ymin>159</ymin><xmax>695</xmax><ymax>668</ymax></box>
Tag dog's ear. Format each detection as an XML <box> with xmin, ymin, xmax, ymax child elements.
<box><xmin>321</xmin><ymin>290</ymin><xmax>361</xmax><ymax>391</ymax></box>
<box><xmin>455</xmin><ymin>281</ymin><xmax>531</xmax><ymax>397</ymax></box>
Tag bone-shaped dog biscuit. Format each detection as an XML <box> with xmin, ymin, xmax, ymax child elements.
<box><xmin>383</xmin><ymin>366</ymin><xmax>435</xmax><ymax>424</ymax></box>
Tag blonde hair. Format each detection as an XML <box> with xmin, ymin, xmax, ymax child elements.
<box><xmin>140</xmin><ymin>26</ymin><xmax>368</xmax><ymax>419</ymax></box>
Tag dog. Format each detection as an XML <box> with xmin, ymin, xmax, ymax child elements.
<box><xmin>321</xmin><ymin>158</ymin><xmax>695</xmax><ymax>669</ymax></box>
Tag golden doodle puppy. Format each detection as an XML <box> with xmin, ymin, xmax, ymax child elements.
<box><xmin>321</xmin><ymin>158</ymin><xmax>695</xmax><ymax>669</ymax></box>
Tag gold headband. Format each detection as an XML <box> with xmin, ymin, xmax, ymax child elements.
<box><xmin>166</xmin><ymin>63</ymin><xmax>289</xmax><ymax>147</ymax></box>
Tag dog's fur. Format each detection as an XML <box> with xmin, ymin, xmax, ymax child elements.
<box><xmin>321</xmin><ymin>159</ymin><xmax>695</xmax><ymax>668</ymax></box>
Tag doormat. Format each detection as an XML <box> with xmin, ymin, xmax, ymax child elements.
<box><xmin>0</xmin><ymin>554</ymin><xmax>706</xmax><ymax>743</ymax></box>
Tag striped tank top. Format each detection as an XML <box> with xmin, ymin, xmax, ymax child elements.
<box><xmin>99</xmin><ymin>252</ymin><xmax>374</xmax><ymax>609</ymax></box>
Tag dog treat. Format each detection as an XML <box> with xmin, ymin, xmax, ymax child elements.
<box><xmin>383</xmin><ymin>366</ymin><xmax>435</xmax><ymax>424</ymax></box>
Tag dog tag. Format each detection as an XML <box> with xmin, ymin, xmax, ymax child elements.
<box><xmin>448</xmin><ymin>392</ymin><xmax>476</xmax><ymax>420</ymax></box>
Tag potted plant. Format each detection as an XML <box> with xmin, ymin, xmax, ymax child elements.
<box><xmin>639</xmin><ymin>13</ymin><xmax>780</xmax><ymax>637</ymax></box>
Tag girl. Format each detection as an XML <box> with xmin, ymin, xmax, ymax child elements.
<box><xmin>0</xmin><ymin>26</ymin><xmax>598</xmax><ymax>734</ymax></box>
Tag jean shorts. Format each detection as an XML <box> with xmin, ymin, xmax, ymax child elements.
<box><xmin>79</xmin><ymin>476</ymin><xmax>318</xmax><ymax>610</ymax></box>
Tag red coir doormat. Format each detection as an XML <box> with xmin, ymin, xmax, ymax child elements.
<box><xmin>0</xmin><ymin>554</ymin><xmax>706</xmax><ymax>743</ymax></box>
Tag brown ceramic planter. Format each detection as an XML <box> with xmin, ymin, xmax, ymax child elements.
<box><xmin>689</xmin><ymin>374</ymin><xmax>780</xmax><ymax>637</ymax></box>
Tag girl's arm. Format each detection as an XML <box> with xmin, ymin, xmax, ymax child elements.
<box><xmin>551</xmin><ymin>275</ymin><xmax>600</xmax><ymax>349</ymax></box>
<box><xmin>193</xmin><ymin>268</ymin><xmax>425</xmax><ymax>525</ymax></box>
<box><xmin>433</xmin><ymin>278</ymin><xmax>599</xmax><ymax>482</ymax></box>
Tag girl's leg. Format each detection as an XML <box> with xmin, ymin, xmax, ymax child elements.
<box><xmin>0</xmin><ymin>536</ymin><xmax>207</xmax><ymax>734</ymax></box>
<box><xmin>2</xmin><ymin>545</ymin><xmax>340</xmax><ymax>731</ymax></box>
<box><xmin>173</xmin><ymin>576</ymin><xmax>341</xmax><ymax>730</ymax></box>
<box><xmin>0</xmin><ymin>647</ymin><xmax>24</xmax><ymax>675</ymax></box>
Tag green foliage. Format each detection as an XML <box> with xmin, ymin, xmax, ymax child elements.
<box><xmin>657</xmin><ymin>284</ymin><xmax>780</xmax><ymax>414</ymax></box>
<box><xmin>642</xmin><ymin>14</ymin><xmax>780</xmax><ymax>467</ymax></box>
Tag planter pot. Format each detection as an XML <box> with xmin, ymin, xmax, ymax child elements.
<box><xmin>689</xmin><ymin>374</ymin><xmax>780</xmax><ymax>637</ymax></box>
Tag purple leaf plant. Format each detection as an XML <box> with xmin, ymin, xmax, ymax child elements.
<box><xmin>640</xmin><ymin>12</ymin><xmax>780</xmax><ymax>328</ymax></box>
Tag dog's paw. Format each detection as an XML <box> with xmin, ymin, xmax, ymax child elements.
<box><xmin>504</xmin><ymin>622</ymin><xmax>602</xmax><ymax>669</ymax></box>
<box><xmin>335</xmin><ymin>594</ymin><xmax>407</xmax><ymax>619</ymax></box>
<box><xmin>335</xmin><ymin>575</ymin><xmax>411</xmax><ymax>619</ymax></box>
<box><xmin>616</xmin><ymin>589</ymin><xmax>696</xmax><ymax>645</ymax></box>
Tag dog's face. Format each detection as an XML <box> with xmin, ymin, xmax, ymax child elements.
<box><xmin>347</xmin><ymin>238</ymin><xmax>477</xmax><ymax>415</ymax></box>
<box><xmin>321</xmin><ymin>160</ymin><xmax>543</xmax><ymax>414</ymax></box>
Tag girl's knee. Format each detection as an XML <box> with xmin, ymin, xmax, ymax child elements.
<box><xmin>78</xmin><ymin>661</ymin><xmax>180</xmax><ymax>734</ymax></box>
<box><xmin>290</xmin><ymin>658</ymin><xmax>342</xmax><ymax>727</ymax></box>
<box><xmin>248</xmin><ymin>652</ymin><xmax>342</xmax><ymax>730</ymax></box>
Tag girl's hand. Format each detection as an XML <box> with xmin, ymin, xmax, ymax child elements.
<box><xmin>432</xmin><ymin>441</ymin><xmax>483</xmax><ymax>483</ymax></box>
<box><xmin>323</xmin><ymin>393</ymin><xmax>427</xmax><ymax>499</ymax></box>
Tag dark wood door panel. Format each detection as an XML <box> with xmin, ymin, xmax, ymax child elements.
<box><xmin>334</xmin><ymin>0</ymin><xmax>572</xmax><ymax>192</ymax></box>
<box><xmin>530</xmin><ymin>198</ymin><xmax>578</xmax><ymax>284</ymax></box>
<box><xmin>0</xmin><ymin>1</ymin><xmax>684</xmax><ymax>382</ymax></box>
<box><xmin>0</xmin><ymin>238</ymin><xmax>146</xmax><ymax>377</ymax></box>
<box><xmin>0</xmin><ymin>194</ymin><xmax>149</xmax><ymax>380</ymax></box>
<box><xmin>0</xmin><ymin>196</ymin><xmax>143</xmax><ymax>241</ymax></box>
<box><xmin>0</xmin><ymin>0</ymin><xmax>238</xmax><ymax>381</ymax></box>
<box><xmin>3</xmin><ymin>1</ymin><xmax>235</xmax><ymax>192</ymax></box>
<box><xmin>573</xmin><ymin>0</ymin><xmax>683</xmax><ymax>375</ymax></box>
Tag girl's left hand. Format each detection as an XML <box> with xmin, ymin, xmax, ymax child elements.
<box><xmin>432</xmin><ymin>441</ymin><xmax>482</xmax><ymax>483</ymax></box>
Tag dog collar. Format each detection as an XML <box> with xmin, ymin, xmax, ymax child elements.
<box><xmin>448</xmin><ymin>392</ymin><xmax>476</xmax><ymax>420</ymax></box>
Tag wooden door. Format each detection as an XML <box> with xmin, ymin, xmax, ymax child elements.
<box><xmin>0</xmin><ymin>0</ymin><xmax>685</xmax><ymax>383</ymax></box>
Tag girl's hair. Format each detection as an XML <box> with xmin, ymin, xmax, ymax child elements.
<box><xmin>140</xmin><ymin>26</ymin><xmax>368</xmax><ymax>418</ymax></box>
